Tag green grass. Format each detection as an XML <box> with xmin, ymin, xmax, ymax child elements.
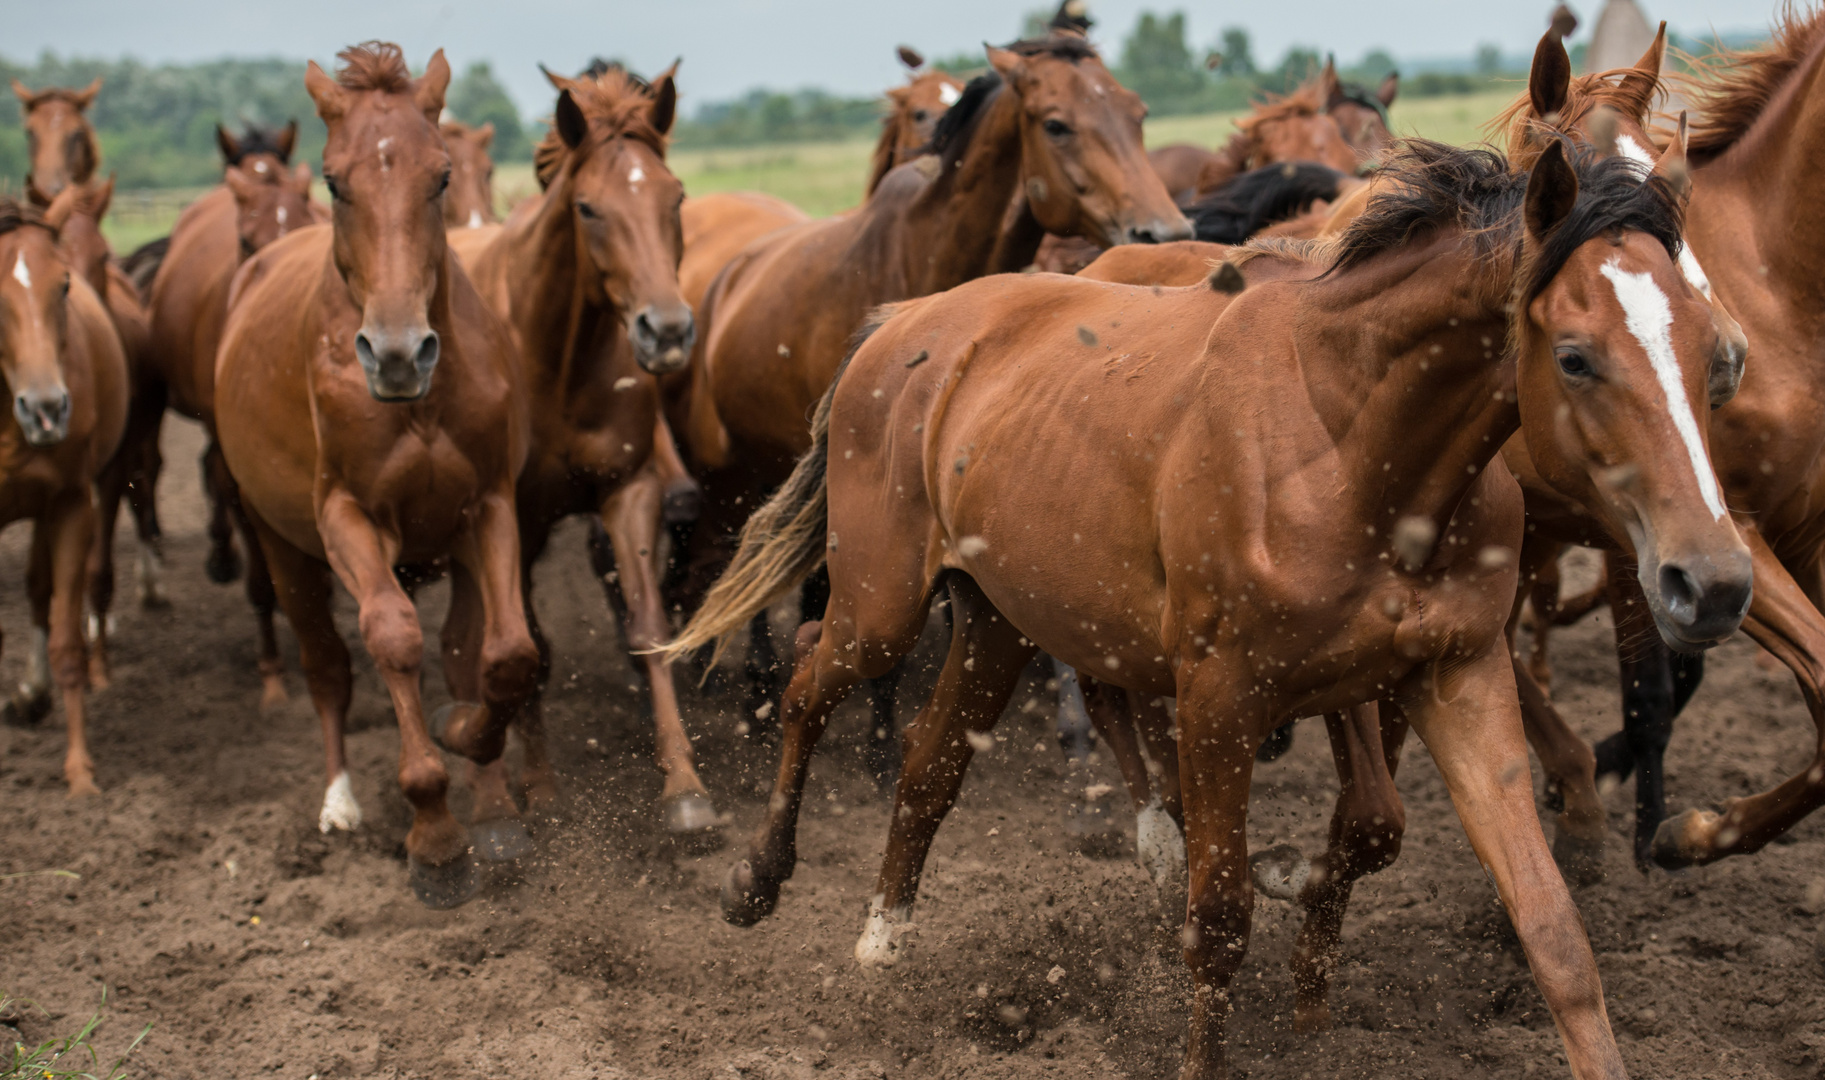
<box><xmin>100</xmin><ymin>89</ymin><xmax>1525</xmax><ymax>250</ymax></box>
<box><xmin>2</xmin><ymin>988</ymin><xmax>149</xmax><ymax>1080</ymax></box>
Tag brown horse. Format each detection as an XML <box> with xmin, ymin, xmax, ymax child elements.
<box><xmin>12</xmin><ymin>78</ymin><xmax>102</xmax><ymax>204</ymax></box>
<box><xmin>142</xmin><ymin>125</ymin><xmax>317</xmax><ymax>710</ymax></box>
<box><xmin>864</xmin><ymin>48</ymin><xmax>965</xmax><ymax>194</ymax></box>
<box><xmin>440</xmin><ymin>120</ymin><xmax>496</xmax><ymax>228</ymax></box>
<box><xmin>668</xmin><ymin>137</ymin><xmax>1745</xmax><ymax>1078</ymax></box>
<box><xmin>0</xmin><ymin>199</ymin><xmax>128</xmax><ymax>794</ymax></box>
<box><xmin>1506</xmin><ymin>6</ymin><xmax>1825</xmax><ymax>870</ymax></box>
<box><xmin>215</xmin><ymin>43</ymin><xmax>539</xmax><ymax>907</ymax></box>
<box><xmin>451</xmin><ymin>61</ymin><xmax>719</xmax><ymax>841</ymax></box>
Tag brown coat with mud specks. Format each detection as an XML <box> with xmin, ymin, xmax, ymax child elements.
<box><xmin>669</xmin><ymin>140</ymin><xmax>1748</xmax><ymax>1080</ymax></box>
<box><xmin>0</xmin><ymin>202</ymin><xmax>128</xmax><ymax>796</ymax></box>
<box><xmin>214</xmin><ymin>43</ymin><xmax>538</xmax><ymax>909</ymax></box>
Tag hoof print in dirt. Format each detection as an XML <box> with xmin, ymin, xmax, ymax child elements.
<box><xmin>722</xmin><ymin>859</ymin><xmax>781</xmax><ymax>927</ymax></box>
<box><xmin>409</xmin><ymin>854</ymin><xmax>481</xmax><ymax>910</ymax></box>
<box><xmin>472</xmin><ymin>818</ymin><xmax>533</xmax><ymax>863</ymax></box>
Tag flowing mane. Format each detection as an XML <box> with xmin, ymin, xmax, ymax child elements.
<box><xmin>1489</xmin><ymin>63</ymin><xmax>1665</xmax><ymax>162</ymax></box>
<box><xmin>533</xmin><ymin>66</ymin><xmax>670</xmax><ymax>190</ymax></box>
<box><xmin>334</xmin><ymin>41</ymin><xmax>414</xmax><ymax>92</ymax></box>
<box><xmin>1236</xmin><ymin>78</ymin><xmax>1329</xmax><ymax>139</ymax></box>
<box><xmin>1678</xmin><ymin>6</ymin><xmax>1825</xmax><ymax>164</ymax></box>
<box><xmin>1241</xmin><ymin>139</ymin><xmax>1683</xmax><ymax>311</ymax></box>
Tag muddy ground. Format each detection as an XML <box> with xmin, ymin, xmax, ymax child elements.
<box><xmin>3</xmin><ymin>419</ymin><xmax>1824</xmax><ymax>1080</ymax></box>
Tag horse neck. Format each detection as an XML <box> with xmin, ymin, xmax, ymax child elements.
<box><xmin>1289</xmin><ymin>242</ymin><xmax>1520</xmax><ymax>523</ymax></box>
<box><xmin>901</xmin><ymin>87</ymin><xmax>1027</xmax><ymax>291</ymax></box>
<box><xmin>501</xmin><ymin>170</ymin><xmax>621</xmax><ymax>392</ymax></box>
<box><xmin>1699</xmin><ymin>39</ymin><xmax>1825</xmax><ymax>297</ymax></box>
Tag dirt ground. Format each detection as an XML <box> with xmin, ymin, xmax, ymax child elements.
<box><xmin>3</xmin><ymin>418</ymin><xmax>1824</xmax><ymax>1080</ymax></box>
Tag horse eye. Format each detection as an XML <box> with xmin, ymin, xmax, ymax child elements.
<box><xmin>435</xmin><ymin>171</ymin><xmax>451</xmax><ymax>198</ymax></box>
<box><xmin>324</xmin><ymin>176</ymin><xmax>343</xmax><ymax>202</ymax></box>
<box><xmin>576</xmin><ymin>201</ymin><xmax>599</xmax><ymax>220</ymax></box>
<box><xmin>913</xmin><ymin>110</ymin><xmax>929</xmax><ymax>122</ymax></box>
<box><xmin>1042</xmin><ymin>119</ymin><xmax>1073</xmax><ymax>138</ymax></box>
<box><xmin>1555</xmin><ymin>347</ymin><xmax>1594</xmax><ymax>378</ymax></box>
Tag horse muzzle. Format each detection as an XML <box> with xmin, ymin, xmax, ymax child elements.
<box><xmin>14</xmin><ymin>386</ymin><xmax>71</xmax><ymax>446</ymax></box>
<box><xmin>1118</xmin><ymin>213</ymin><xmax>1195</xmax><ymax>246</ymax></box>
<box><xmin>1645</xmin><ymin>547</ymin><xmax>1753</xmax><ymax>651</ymax></box>
<box><xmin>630</xmin><ymin>303</ymin><xmax>695</xmax><ymax>376</ymax></box>
<box><xmin>355</xmin><ymin>325</ymin><xmax>440</xmax><ymax>402</ymax></box>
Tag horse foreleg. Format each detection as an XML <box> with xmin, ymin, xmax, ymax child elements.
<box><xmin>84</xmin><ymin>444</ymin><xmax>130</xmax><ymax>690</ymax></box>
<box><xmin>1514</xmin><ymin>654</ymin><xmax>1606</xmax><ymax>883</ymax></box>
<box><xmin>652</xmin><ymin>413</ymin><xmax>702</xmax><ymax>526</ymax></box>
<box><xmin>124</xmin><ymin>384</ymin><xmax>168</xmax><ymax>610</ymax></box>
<box><xmin>1400</xmin><ymin>647</ymin><xmax>1624</xmax><ymax>1080</ymax></box>
<box><xmin>199</xmin><ymin>439</ymin><xmax>242</xmax><ymax>585</ymax></box>
<box><xmin>317</xmin><ymin>491</ymin><xmax>474</xmax><ymax>909</ymax></box>
<box><xmin>599</xmin><ymin>478</ymin><xmax>718</xmax><ymax>841</ymax></box>
<box><xmin>1652</xmin><ymin>527</ymin><xmax>1825</xmax><ymax>867</ymax></box>
<box><xmin>858</xmin><ymin>575</ymin><xmax>1035</xmax><ymax>968</ymax></box>
<box><xmin>45</xmin><ymin>494</ymin><xmax>98</xmax><ymax>795</ymax></box>
<box><xmin>1074</xmin><ymin>674</ymin><xmax>1145</xmax><ymax>859</ymax></box>
<box><xmin>3</xmin><ymin>521</ymin><xmax>56</xmax><ymax>730</ymax></box>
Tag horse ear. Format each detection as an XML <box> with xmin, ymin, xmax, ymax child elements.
<box><xmin>305</xmin><ymin>61</ymin><xmax>346</xmax><ymax>122</ymax></box>
<box><xmin>223</xmin><ymin>164</ymin><xmax>255</xmax><ymax>202</ymax></box>
<box><xmin>415</xmin><ymin>49</ymin><xmax>451</xmax><ymax>119</ymax></box>
<box><xmin>1320</xmin><ymin>55</ymin><xmax>1344</xmax><ymax>107</ymax></box>
<box><xmin>42</xmin><ymin>185</ymin><xmax>77</xmax><ymax>232</ymax></box>
<box><xmin>10</xmin><ymin>79</ymin><xmax>32</xmax><ymax>105</ymax></box>
<box><xmin>474</xmin><ymin>121</ymin><xmax>495</xmax><ymax>150</ymax></box>
<box><xmin>1524</xmin><ymin>140</ymin><xmax>1580</xmax><ymax>239</ymax></box>
<box><xmin>540</xmin><ymin>64</ymin><xmax>570</xmax><ymax>92</ymax></box>
<box><xmin>276</xmin><ymin>119</ymin><xmax>298</xmax><ymax>161</ymax></box>
<box><xmin>74</xmin><ymin>77</ymin><xmax>102</xmax><ymax>109</ymax></box>
<box><xmin>986</xmin><ymin>45</ymin><xmax>1027</xmax><ymax>85</ymax></box>
<box><xmin>1376</xmin><ymin>71</ymin><xmax>1399</xmax><ymax>109</ymax></box>
<box><xmin>897</xmin><ymin>45</ymin><xmax>925</xmax><ymax>71</ymax></box>
<box><xmin>1616</xmin><ymin>22</ymin><xmax>1667</xmax><ymax>120</ymax></box>
<box><xmin>650</xmin><ymin>72</ymin><xmax>678</xmax><ymax>137</ymax></box>
<box><xmin>555</xmin><ymin>89</ymin><xmax>588</xmax><ymax>149</ymax></box>
<box><xmin>1654</xmin><ymin>111</ymin><xmax>1693</xmax><ymax>202</ymax></box>
<box><xmin>1549</xmin><ymin>3</ymin><xmax>1579</xmax><ymax>39</ymax></box>
<box><xmin>216</xmin><ymin>124</ymin><xmax>242</xmax><ymax>165</ymax></box>
<box><xmin>91</xmin><ymin>174</ymin><xmax>115</xmax><ymax>219</ymax></box>
<box><xmin>1528</xmin><ymin>27</ymin><xmax>1572</xmax><ymax>120</ymax></box>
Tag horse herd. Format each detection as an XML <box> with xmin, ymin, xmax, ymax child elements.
<box><xmin>7</xmin><ymin>4</ymin><xmax>1825</xmax><ymax>1075</ymax></box>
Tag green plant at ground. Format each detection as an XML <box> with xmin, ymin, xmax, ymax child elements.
<box><xmin>1</xmin><ymin>989</ymin><xmax>149</xmax><ymax>1080</ymax></box>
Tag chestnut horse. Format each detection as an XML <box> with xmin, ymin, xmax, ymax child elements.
<box><xmin>668</xmin><ymin>138</ymin><xmax>1746</xmax><ymax>1079</ymax></box>
<box><xmin>12</xmin><ymin>78</ymin><xmax>101</xmax><ymax>204</ymax></box>
<box><xmin>143</xmin><ymin>123</ymin><xmax>317</xmax><ymax>709</ymax></box>
<box><xmin>0</xmin><ymin>199</ymin><xmax>128</xmax><ymax>793</ymax></box>
<box><xmin>440</xmin><ymin>120</ymin><xmax>496</xmax><ymax>229</ymax></box>
<box><xmin>864</xmin><ymin>47</ymin><xmax>965</xmax><ymax>194</ymax></box>
<box><xmin>451</xmin><ymin>62</ymin><xmax>719</xmax><ymax>841</ymax></box>
<box><xmin>215</xmin><ymin>43</ymin><xmax>538</xmax><ymax>907</ymax></box>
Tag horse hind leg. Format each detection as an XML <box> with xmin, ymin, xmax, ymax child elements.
<box><xmin>200</xmin><ymin>439</ymin><xmax>243</xmax><ymax>585</ymax></box>
<box><xmin>126</xmin><ymin>389</ymin><xmax>169</xmax><ymax>610</ymax></box>
<box><xmin>857</xmin><ymin>573</ymin><xmax>1037</xmax><ymax>968</ymax></box>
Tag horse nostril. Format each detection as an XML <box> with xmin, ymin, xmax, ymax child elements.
<box><xmin>355</xmin><ymin>332</ymin><xmax>376</xmax><ymax>368</ymax></box>
<box><xmin>1128</xmin><ymin>227</ymin><xmax>1159</xmax><ymax>245</ymax></box>
<box><xmin>413</xmin><ymin>331</ymin><xmax>440</xmax><ymax>371</ymax></box>
<box><xmin>1658</xmin><ymin>563</ymin><xmax>1701</xmax><ymax>626</ymax></box>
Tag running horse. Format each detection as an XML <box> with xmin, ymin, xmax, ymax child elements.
<box><xmin>13</xmin><ymin>78</ymin><xmax>102</xmax><ymax>204</ymax></box>
<box><xmin>440</xmin><ymin>120</ymin><xmax>496</xmax><ymax>229</ymax></box>
<box><xmin>215</xmin><ymin>43</ymin><xmax>539</xmax><ymax>906</ymax></box>
<box><xmin>142</xmin><ymin>123</ymin><xmax>317</xmax><ymax>710</ymax></box>
<box><xmin>450</xmin><ymin>62</ymin><xmax>720</xmax><ymax>842</ymax></box>
<box><xmin>673</xmin><ymin>34</ymin><xmax>1189</xmax><ymax>771</ymax></box>
<box><xmin>668</xmin><ymin>138</ymin><xmax>1747</xmax><ymax>1079</ymax></box>
<box><xmin>0</xmin><ymin>198</ymin><xmax>128</xmax><ymax>794</ymax></box>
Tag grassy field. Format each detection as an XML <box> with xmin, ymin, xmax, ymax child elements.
<box><xmin>100</xmin><ymin>88</ymin><xmax>1521</xmax><ymax>250</ymax></box>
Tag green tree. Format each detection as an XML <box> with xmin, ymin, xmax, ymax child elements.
<box><xmin>1214</xmin><ymin>26</ymin><xmax>1256</xmax><ymax>77</ymax></box>
<box><xmin>444</xmin><ymin>61</ymin><xmax>529</xmax><ymax>161</ymax></box>
<box><xmin>1354</xmin><ymin>48</ymin><xmax>1397</xmax><ymax>83</ymax></box>
<box><xmin>1119</xmin><ymin>11</ymin><xmax>1205</xmax><ymax>109</ymax></box>
<box><xmin>1475</xmin><ymin>43</ymin><xmax>1503</xmax><ymax>76</ymax></box>
<box><xmin>1270</xmin><ymin>46</ymin><xmax>1322</xmax><ymax>93</ymax></box>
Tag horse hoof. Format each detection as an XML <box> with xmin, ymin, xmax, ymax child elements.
<box><xmin>88</xmin><ymin>659</ymin><xmax>111</xmax><ymax>692</ymax></box>
<box><xmin>408</xmin><ymin>854</ymin><xmax>480</xmax><ymax>909</ymax></box>
<box><xmin>204</xmin><ymin>547</ymin><xmax>243</xmax><ymax>585</ymax></box>
<box><xmin>1065</xmin><ymin>791</ymin><xmax>1126</xmax><ymax>858</ymax></box>
<box><xmin>1249</xmin><ymin>843</ymin><xmax>1311</xmax><ymax>901</ymax></box>
<box><xmin>662</xmin><ymin>792</ymin><xmax>724</xmax><ymax>851</ymax></box>
<box><xmin>661</xmin><ymin>484</ymin><xmax>702</xmax><ymax>526</ymax></box>
<box><xmin>138</xmin><ymin>589</ymin><xmax>172</xmax><ymax>612</ymax></box>
<box><xmin>259</xmin><ymin>676</ymin><xmax>289</xmax><ymax>713</ymax></box>
<box><xmin>1256</xmin><ymin>721</ymin><xmax>1296</xmax><ymax>763</ymax></box>
<box><xmin>1135</xmin><ymin>801</ymin><xmax>1186</xmax><ymax>888</ymax></box>
<box><xmin>721</xmin><ymin>859</ymin><xmax>780</xmax><ymax>927</ymax></box>
<box><xmin>66</xmin><ymin>775</ymin><xmax>101</xmax><ymax>799</ymax></box>
<box><xmin>855</xmin><ymin>901</ymin><xmax>914</xmax><ymax>969</ymax></box>
<box><xmin>1648</xmin><ymin>809</ymin><xmax>1715</xmax><ymax>871</ymax></box>
<box><xmin>2</xmin><ymin>689</ymin><xmax>52</xmax><ymax>728</ymax></box>
<box><xmin>472</xmin><ymin>818</ymin><xmax>534</xmax><ymax>863</ymax></box>
<box><xmin>1551</xmin><ymin>824</ymin><xmax>1608</xmax><ymax>886</ymax></box>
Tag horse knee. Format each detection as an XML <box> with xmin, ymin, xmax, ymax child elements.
<box><xmin>398</xmin><ymin>751</ymin><xmax>450</xmax><ymax>810</ymax></box>
<box><xmin>1341</xmin><ymin>797</ymin><xmax>1406</xmax><ymax>876</ymax></box>
<box><xmin>793</xmin><ymin>620</ymin><xmax>824</xmax><ymax>664</ymax></box>
<box><xmin>483</xmin><ymin>632</ymin><xmax>541</xmax><ymax>702</ymax></box>
<box><xmin>358</xmin><ymin>601</ymin><xmax>423</xmax><ymax>673</ymax></box>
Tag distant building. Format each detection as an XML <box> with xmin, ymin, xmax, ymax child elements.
<box><xmin>1585</xmin><ymin>0</ymin><xmax>1659</xmax><ymax>73</ymax></box>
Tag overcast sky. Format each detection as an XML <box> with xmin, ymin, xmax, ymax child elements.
<box><xmin>10</xmin><ymin>1</ymin><xmax>1780</xmax><ymax>114</ymax></box>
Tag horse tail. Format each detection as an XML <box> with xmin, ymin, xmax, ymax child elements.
<box><xmin>658</xmin><ymin>316</ymin><xmax>885</xmax><ymax>667</ymax></box>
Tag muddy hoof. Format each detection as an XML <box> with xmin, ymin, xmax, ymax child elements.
<box><xmin>2</xmin><ymin>688</ymin><xmax>52</xmax><ymax>728</ymax></box>
<box><xmin>66</xmin><ymin>774</ymin><xmax>101</xmax><ymax>798</ymax></box>
<box><xmin>1552</xmin><ymin>825</ymin><xmax>1608</xmax><ymax>886</ymax></box>
<box><xmin>721</xmin><ymin>858</ymin><xmax>781</xmax><ymax>927</ymax></box>
<box><xmin>1249</xmin><ymin>843</ymin><xmax>1312</xmax><ymax>901</ymax></box>
<box><xmin>1648</xmin><ymin>809</ymin><xmax>1714</xmax><ymax>871</ymax></box>
<box><xmin>1256</xmin><ymin>721</ymin><xmax>1296</xmax><ymax>763</ymax></box>
<box><xmin>662</xmin><ymin>484</ymin><xmax>702</xmax><ymax>526</ymax></box>
<box><xmin>138</xmin><ymin>588</ymin><xmax>173</xmax><ymax>612</ymax></box>
<box><xmin>472</xmin><ymin>818</ymin><xmax>534</xmax><ymax>862</ymax></box>
<box><xmin>204</xmin><ymin>546</ymin><xmax>243</xmax><ymax>585</ymax></box>
<box><xmin>662</xmin><ymin>792</ymin><xmax>724</xmax><ymax>851</ymax></box>
<box><xmin>1136</xmin><ymin>801</ymin><xmax>1186</xmax><ymax>888</ymax></box>
<box><xmin>409</xmin><ymin>854</ymin><xmax>480</xmax><ymax>909</ymax></box>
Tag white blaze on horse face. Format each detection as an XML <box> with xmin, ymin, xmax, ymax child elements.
<box><xmin>1600</xmin><ymin>257</ymin><xmax>1728</xmax><ymax>520</ymax></box>
<box><xmin>319</xmin><ymin>770</ymin><xmax>364</xmax><ymax>833</ymax></box>
<box><xmin>252</xmin><ymin>159</ymin><xmax>270</xmax><ymax>175</ymax></box>
<box><xmin>12</xmin><ymin>252</ymin><xmax>30</xmax><ymax>291</ymax></box>
<box><xmin>275</xmin><ymin>205</ymin><xmax>288</xmax><ymax>231</ymax></box>
<box><xmin>939</xmin><ymin>82</ymin><xmax>961</xmax><ymax>107</ymax></box>
<box><xmin>376</xmin><ymin>136</ymin><xmax>393</xmax><ymax>173</ymax></box>
<box><xmin>467</xmin><ymin>210</ymin><xmax>482</xmax><ymax>229</ymax></box>
<box><xmin>627</xmin><ymin>164</ymin><xmax>645</xmax><ymax>192</ymax></box>
<box><xmin>1616</xmin><ymin>134</ymin><xmax>1714</xmax><ymax>299</ymax></box>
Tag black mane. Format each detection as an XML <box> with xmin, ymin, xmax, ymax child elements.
<box><xmin>1189</xmin><ymin>162</ymin><xmax>1345</xmax><ymax>244</ymax></box>
<box><xmin>1328</xmin><ymin>138</ymin><xmax>1684</xmax><ymax>305</ymax></box>
<box><xmin>1334</xmin><ymin>81</ymin><xmax>1389</xmax><ymax>123</ymax></box>
<box><xmin>225</xmin><ymin>123</ymin><xmax>295</xmax><ymax>165</ymax></box>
